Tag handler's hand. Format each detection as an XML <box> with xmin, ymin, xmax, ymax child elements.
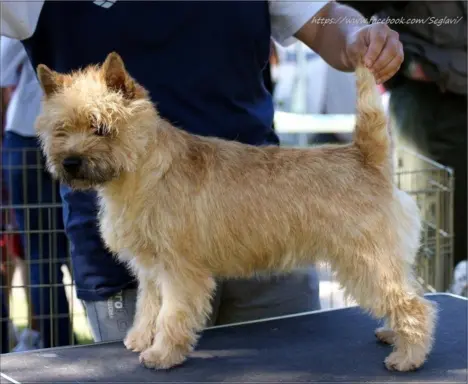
<box><xmin>346</xmin><ymin>23</ymin><xmax>403</xmax><ymax>84</ymax></box>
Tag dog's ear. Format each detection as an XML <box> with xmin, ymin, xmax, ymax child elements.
<box><xmin>101</xmin><ymin>52</ymin><xmax>135</xmax><ymax>98</ymax></box>
<box><xmin>37</xmin><ymin>64</ymin><xmax>64</xmax><ymax>97</ymax></box>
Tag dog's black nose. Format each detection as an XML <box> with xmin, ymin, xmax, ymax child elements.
<box><xmin>62</xmin><ymin>156</ymin><xmax>82</xmax><ymax>175</ymax></box>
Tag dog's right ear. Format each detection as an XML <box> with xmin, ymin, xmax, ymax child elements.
<box><xmin>37</xmin><ymin>64</ymin><xmax>64</xmax><ymax>97</ymax></box>
<box><xmin>102</xmin><ymin>52</ymin><xmax>129</xmax><ymax>95</ymax></box>
<box><xmin>101</xmin><ymin>51</ymin><xmax>146</xmax><ymax>100</ymax></box>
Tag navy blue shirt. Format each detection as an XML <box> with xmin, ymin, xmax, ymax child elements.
<box><xmin>23</xmin><ymin>1</ymin><xmax>277</xmax><ymax>145</ymax></box>
<box><xmin>17</xmin><ymin>1</ymin><xmax>309</xmax><ymax>300</ymax></box>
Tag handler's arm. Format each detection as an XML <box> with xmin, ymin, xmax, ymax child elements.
<box><xmin>287</xmin><ymin>1</ymin><xmax>404</xmax><ymax>83</ymax></box>
<box><xmin>0</xmin><ymin>1</ymin><xmax>44</xmax><ymax>39</ymax></box>
<box><xmin>293</xmin><ymin>1</ymin><xmax>368</xmax><ymax>72</ymax></box>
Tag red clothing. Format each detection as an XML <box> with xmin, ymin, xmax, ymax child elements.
<box><xmin>1</xmin><ymin>183</ymin><xmax>24</xmax><ymax>264</ymax></box>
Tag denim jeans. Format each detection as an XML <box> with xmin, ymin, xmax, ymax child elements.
<box><xmin>2</xmin><ymin>132</ymin><xmax>73</xmax><ymax>348</ymax></box>
<box><xmin>58</xmin><ymin>186</ymin><xmax>137</xmax><ymax>302</ymax></box>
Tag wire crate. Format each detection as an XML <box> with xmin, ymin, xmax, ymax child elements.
<box><xmin>394</xmin><ymin>147</ymin><xmax>454</xmax><ymax>293</ymax></box>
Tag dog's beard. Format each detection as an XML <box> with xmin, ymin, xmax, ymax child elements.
<box><xmin>51</xmin><ymin>158</ymin><xmax>121</xmax><ymax>190</ymax></box>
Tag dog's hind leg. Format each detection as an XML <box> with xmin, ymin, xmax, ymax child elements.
<box><xmin>332</xmin><ymin>248</ymin><xmax>436</xmax><ymax>372</ymax></box>
<box><xmin>382</xmin><ymin>287</ymin><xmax>436</xmax><ymax>371</ymax></box>
<box><xmin>374</xmin><ymin>276</ymin><xmax>426</xmax><ymax>346</ymax></box>
<box><xmin>375</xmin><ymin>323</ymin><xmax>396</xmax><ymax>345</ymax></box>
<box><xmin>139</xmin><ymin>264</ymin><xmax>216</xmax><ymax>370</ymax></box>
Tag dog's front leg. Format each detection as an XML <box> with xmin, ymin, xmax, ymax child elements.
<box><xmin>124</xmin><ymin>268</ymin><xmax>161</xmax><ymax>353</ymax></box>
<box><xmin>139</xmin><ymin>266</ymin><xmax>215</xmax><ymax>370</ymax></box>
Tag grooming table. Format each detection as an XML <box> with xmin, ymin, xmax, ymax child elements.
<box><xmin>1</xmin><ymin>293</ymin><xmax>466</xmax><ymax>383</ymax></box>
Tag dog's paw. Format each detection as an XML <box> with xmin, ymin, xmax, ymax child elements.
<box><xmin>124</xmin><ymin>327</ymin><xmax>154</xmax><ymax>353</ymax></box>
<box><xmin>139</xmin><ymin>346</ymin><xmax>187</xmax><ymax>370</ymax></box>
<box><xmin>375</xmin><ymin>327</ymin><xmax>395</xmax><ymax>345</ymax></box>
<box><xmin>384</xmin><ymin>351</ymin><xmax>424</xmax><ymax>372</ymax></box>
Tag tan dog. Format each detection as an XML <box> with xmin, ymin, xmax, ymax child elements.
<box><xmin>34</xmin><ymin>52</ymin><xmax>436</xmax><ymax>372</ymax></box>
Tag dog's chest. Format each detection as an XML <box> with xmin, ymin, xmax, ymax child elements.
<box><xmin>98</xmin><ymin>198</ymin><xmax>147</xmax><ymax>255</ymax></box>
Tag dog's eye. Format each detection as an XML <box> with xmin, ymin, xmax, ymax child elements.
<box><xmin>55</xmin><ymin>131</ymin><xmax>67</xmax><ymax>139</ymax></box>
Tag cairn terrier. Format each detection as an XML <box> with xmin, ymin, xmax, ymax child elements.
<box><xmin>35</xmin><ymin>52</ymin><xmax>436</xmax><ymax>372</ymax></box>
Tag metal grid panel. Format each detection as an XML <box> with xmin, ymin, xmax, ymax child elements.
<box><xmin>394</xmin><ymin>147</ymin><xmax>454</xmax><ymax>293</ymax></box>
<box><xmin>1</xmin><ymin>147</ymin><xmax>92</xmax><ymax>352</ymax></box>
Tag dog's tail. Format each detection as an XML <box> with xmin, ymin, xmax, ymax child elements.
<box><xmin>353</xmin><ymin>63</ymin><xmax>393</xmax><ymax>169</ymax></box>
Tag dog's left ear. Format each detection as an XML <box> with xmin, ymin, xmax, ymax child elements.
<box><xmin>102</xmin><ymin>52</ymin><xmax>140</xmax><ymax>99</ymax></box>
<box><xmin>37</xmin><ymin>64</ymin><xmax>65</xmax><ymax>97</ymax></box>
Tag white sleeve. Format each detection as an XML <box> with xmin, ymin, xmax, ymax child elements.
<box><xmin>0</xmin><ymin>1</ymin><xmax>44</xmax><ymax>40</ymax></box>
<box><xmin>0</xmin><ymin>36</ymin><xmax>27</xmax><ymax>87</ymax></box>
<box><xmin>269</xmin><ymin>0</ymin><xmax>329</xmax><ymax>47</ymax></box>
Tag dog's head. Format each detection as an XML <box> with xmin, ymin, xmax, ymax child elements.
<box><xmin>35</xmin><ymin>52</ymin><xmax>155</xmax><ymax>190</ymax></box>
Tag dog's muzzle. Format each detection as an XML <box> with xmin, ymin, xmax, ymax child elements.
<box><xmin>60</xmin><ymin>155</ymin><xmax>120</xmax><ymax>187</ymax></box>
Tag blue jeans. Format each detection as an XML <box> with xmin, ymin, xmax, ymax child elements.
<box><xmin>59</xmin><ymin>187</ymin><xmax>136</xmax><ymax>301</ymax></box>
<box><xmin>2</xmin><ymin>132</ymin><xmax>73</xmax><ymax>348</ymax></box>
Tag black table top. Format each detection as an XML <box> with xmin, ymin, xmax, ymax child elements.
<box><xmin>1</xmin><ymin>293</ymin><xmax>466</xmax><ymax>383</ymax></box>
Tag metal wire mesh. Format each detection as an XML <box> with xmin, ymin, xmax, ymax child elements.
<box><xmin>0</xmin><ymin>144</ymin><xmax>455</xmax><ymax>352</ymax></box>
<box><xmin>1</xmin><ymin>146</ymin><xmax>92</xmax><ymax>352</ymax></box>
<box><xmin>394</xmin><ymin>146</ymin><xmax>455</xmax><ymax>293</ymax></box>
